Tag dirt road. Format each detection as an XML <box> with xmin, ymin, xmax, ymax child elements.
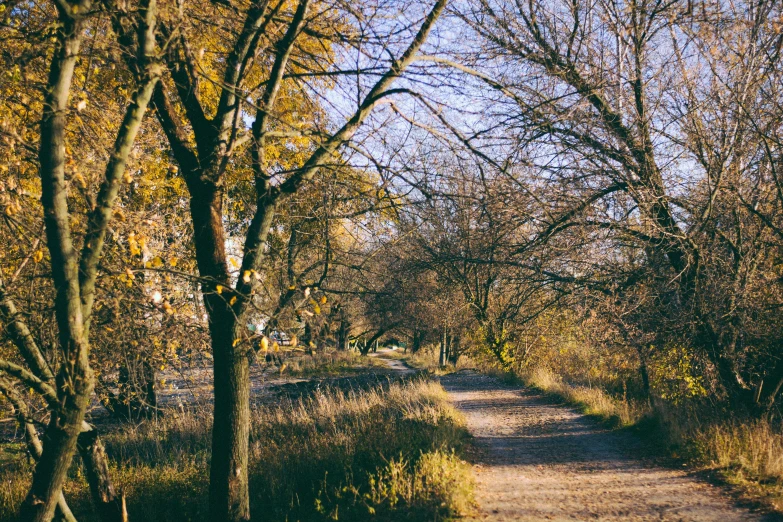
<box><xmin>442</xmin><ymin>371</ymin><xmax>777</xmax><ymax>522</ymax></box>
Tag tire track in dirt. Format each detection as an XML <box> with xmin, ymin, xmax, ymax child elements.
<box><xmin>442</xmin><ymin>371</ymin><xmax>777</xmax><ymax>522</ymax></box>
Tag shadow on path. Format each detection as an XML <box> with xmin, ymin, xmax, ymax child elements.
<box><xmin>442</xmin><ymin>371</ymin><xmax>780</xmax><ymax>522</ymax></box>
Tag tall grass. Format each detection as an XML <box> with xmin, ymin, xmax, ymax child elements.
<box><xmin>1</xmin><ymin>377</ymin><xmax>474</xmax><ymax>521</ymax></box>
<box><xmin>403</xmin><ymin>347</ymin><xmax>476</xmax><ymax>374</ymax></box>
<box><xmin>655</xmin><ymin>403</ymin><xmax>783</xmax><ymax>508</ymax></box>
<box><xmin>283</xmin><ymin>350</ymin><xmax>385</xmax><ymax>377</ymax></box>
<box><xmin>520</xmin><ymin>367</ymin><xmax>647</xmax><ymax>426</ymax></box>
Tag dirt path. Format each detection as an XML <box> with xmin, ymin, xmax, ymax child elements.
<box><xmin>442</xmin><ymin>371</ymin><xmax>777</xmax><ymax>522</ymax></box>
<box><xmin>368</xmin><ymin>348</ymin><xmax>416</xmax><ymax>374</ymax></box>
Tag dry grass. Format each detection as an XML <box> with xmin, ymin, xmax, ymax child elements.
<box><xmin>403</xmin><ymin>347</ymin><xmax>476</xmax><ymax>375</ymax></box>
<box><xmin>283</xmin><ymin>349</ymin><xmax>385</xmax><ymax>377</ymax></box>
<box><xmin>519</xmin><ymin>367</ymin><xmax>648</xmax><ymax>427</ymax></box>
<box><xmin>0</xmin><ymin>377</ymin><xmax>474</xmax><ymax>521</ymax></box>
<box><xmin>652</xmin><ymin>404</ymin><xmax>783</xmax><ymax>510</ymax></box>
<box><xmin>707</xmin><ymin>420</ymin><xmax>783</xmax><ymax>479</ymax></box>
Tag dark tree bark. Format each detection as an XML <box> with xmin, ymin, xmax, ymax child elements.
<box><xmin>337</xmin><ymin>308</ymin><xmax>350</xmax><ymax>351</ymax></box>
<box><xmin>0</xmin><ymin>380</ymin><xmax>77</xmax><ymax>522</ymax></box>
<box><xmin>77</xmin><ymin>429</ymin><xmax>127</xmax><ymax>522</ymax></box>
<box><xmin>411</xmin><ymin>330</ymin><xmax>423</xmax><ymax>353</ymax></box>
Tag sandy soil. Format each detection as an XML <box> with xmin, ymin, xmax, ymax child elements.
<box><xmin>441</xmin><ymin>371</ymin><xmax>778</xmax><ymax>522</ymax></box>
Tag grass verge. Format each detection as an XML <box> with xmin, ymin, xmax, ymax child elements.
<box><xmin>1</xmin><ymin>376</ymin><xmax>474</xmax><ymax>521</ymax></box>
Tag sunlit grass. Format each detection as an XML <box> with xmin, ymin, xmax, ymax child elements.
<box><xmin>282</xmin><ymin>349</ymin><xmax>385</xmax><ymax>377</ymax></box>
<box><xmin>401</xmin><ymin>347</ymin><xmax>476</xmax><ymax>375</ymax></box>
<box><xmin>0</xmin><ymin>376</ymin><xmax>473</xmax><ymax>521</ymax></box>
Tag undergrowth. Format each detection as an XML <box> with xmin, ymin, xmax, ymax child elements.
<box><xmin>283</xmin><ymin>350</ymin><xmax>385</xmax><ymax>377</ymax></box>
<box><xmin>1</xmin><ymin>377</ymin><xmax>474</xmax><ymax>521</ymax></box>
<box><xmin>402</xmin><ymin>347</ymin><xmax>475</xmax><ymax>375</ymax></box>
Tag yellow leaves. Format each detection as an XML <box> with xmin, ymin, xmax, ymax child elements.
<box><xmin>148</xmin><ymin>256</ymin><xmax>164</xmax><ymax>268</ymax></box>
<box><xmin>128</xmin><ymin>232</ymin><xmax>141</xmax><ymax>256</ymax></box>
<box><xmin>243</xmin><ymin>270</ymin><xmax>252</xmax><ymax>283</ymax></box>
<box><xmin>4</xmin><ymin>199</ymin><xmax>21</xmax><ymax>216</ymax></box>
<box><xmin>123</xmin><ymin>171</ymin><xmax>133</xmax><ymax>184</ymax></box>
<box><xmin>73</xmin><ymin>172</ymin><xmax>87</xmax><ymax>189</ymax></box>
<box><xmin>320</xmin><ymin>295</ymin><xmax>327</xmax><ymax>304</ymax></box>
<box><xmin>120</xmin><ymin>267</ymin><xmax>136</xmax><ymax>288</ymax></box>
<box><xmin>260</xmin><ymin>336</ymin><xmax>269</xmax><ymax>352</ymax></box>
<box><xmin>272</xmin><ymin>341</ymin><xmax>280</xmax><ymax>352</ymax></box>
<box><xmin>313</xmin><ymin>304</ymin><xmax>321</xmax><ymax>315</ymax></box>
<box><xmin>216</xmin><ymin>285</ymin><xmax>224</xmax><ymax>295</ymax></box>
<box><xmin>289</xmin><ymin>335</ymin><xmax>298</xmax><ymax>348</ymax></box>
<box><xmin>169</xmin><ymin>258</ymin><xmax>178</xmax><ymax>268</ymax></box>
<box><xmin>279</xmin><ymin>363</ymin><xmax>287</xmax><ymax>375</ymax></box>
<box><xmin>229</xmin><ymin>296</ymin><xmax>237</xmax><ymax>306</ymax></box>
<box><xmin>233</xmin><ymin>338</ymin><xmax>241</xmax><ymax>347</ymax></box>
<box><xmin>33</xmin><ymin>250</ymin><xmax>43</xmax><ymax>263</ymax></box>
<box><xmin>230</xmin><ymin>257</ymin><xmax>239</xmax><ymax>269</ymax></box>
<box><xmin>160</xmin><ymin>364</ymin><xmax>165</xmax><ymax>371</ymax></box>
<box><xmin>289</xmin><ymin>285</ymin><xmax>297</xmax><ymax>291</ymax></box>
<box><xmin>163</xmin><ymin>301</ymin><xmax>173</xmax><ymax>315</ymax></box>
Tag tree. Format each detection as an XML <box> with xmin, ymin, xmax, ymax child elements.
<box><xmin>0</xmin><ymin>0</ymin><xmax>165</xmax><ymax>519</ymax></box>
<box><xmin>409</xmin><ymin>0</ymin><xmax>783</xmax><ymax>411</ymax></box>
<box><xmin>145</xmin><ymin>0</ymin><xmax>448</xmax><ymax>518</ymax></box>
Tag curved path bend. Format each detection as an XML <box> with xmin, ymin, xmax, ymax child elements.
<box><xmin>441</xmin><ymin>371</ymin><xmax>778</xmax><ymax>522</ymax></box>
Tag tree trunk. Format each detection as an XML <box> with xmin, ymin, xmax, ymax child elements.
<box><xmin>411</xmin><ymin>330</ymin><xmax>422</xmax><ymax>353</ymax></box>
<box><xmin>337</xmin><ymin>316</ymin><xmax>349</xmax><ymax>351</ymax></box>
<box><xmin>636</xmin><ymin>347</ymin><xmax>651</xmax><ymax>405</ymax></box>
<box><xmin>439</xmin><ymin>326</ymin><xmax>447</xmax><ymax>367</ymax></box>
<box><xmin>21</xmin><ymin>364</ymin><xmax>93</xmax><ymax>522</ymax></box>
<box><xmin>20</xmin><ymin>12</ymin><xmax>95</xmax><ymax>522</ymax></box>
<box><xmin>209</xmin><ymin>322</ymin><xmax>250</xmax><ymax>522</ymax></box>
<box><xmin>77</xmin><ymin>429</ymin><xmax>127</xmax><ymax>522</ymax></box>
<box><xmin>448</xmin><ymin>334</ymin><xmax>461</xmax><ymax>365</ymax></box>
<box><xmin>0</xmin><ymin>381</ymin><xmax>77</xmax><ymax>522</ymax></box>
<box><xmin>360</xmin><ymin>325</ymin><xmax>398</xmax><ymax>356</ymax></box>
<box><xmin>187</xmin><ymin>184</ymin><xmax>251</xmax><ymax>522</ymax></box>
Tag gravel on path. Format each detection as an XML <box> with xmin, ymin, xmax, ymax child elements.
<box><xmin>442</xmin><ymin>371</ymin><xmax>777</xmax><ymax>522</ymax></box>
